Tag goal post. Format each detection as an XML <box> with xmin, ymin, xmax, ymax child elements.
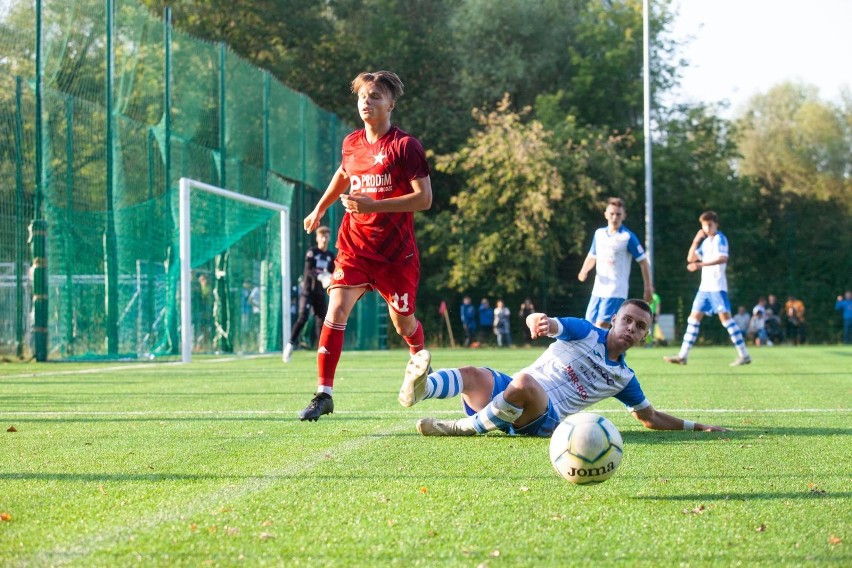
<box><xmin>179</xmin><ymin>177</ymin><xmax>291</xmax><ymax>363</ymax></box>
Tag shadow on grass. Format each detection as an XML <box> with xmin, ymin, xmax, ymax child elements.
<box><xmin>633</xmin><ymin>491</ymin><xmax>852</xmax><ymax>501</ymax></box>
<box><xmin>621</xmin><ymin>425</ymin><xmax>852</xmax><ymax>444</ymax></box>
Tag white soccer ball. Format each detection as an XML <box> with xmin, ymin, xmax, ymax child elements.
<box><xmin>549</xmin><ymin>412</ymin><xmax>623</xmax><ymax>485</ymax></box>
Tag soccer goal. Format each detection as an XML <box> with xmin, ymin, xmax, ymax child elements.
<box><xmin>179</xmin><ymin>177</ymin><xmax>291</xmax><ymax>363</ymax></box>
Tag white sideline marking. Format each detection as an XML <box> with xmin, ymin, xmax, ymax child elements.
<box><xmin>1</xmin><ymin>408</ymin><xmax>848</xmax><ymax>418</ymax></box>
<box><xmin>0</xmin><ymin>354</ymin><xmax>273</xmax><ymax>380</ymax></box>
<box><xmin>1</xmin><ymin>363</ymin><xmax>183</xmax><ymax>379</ymax></box>
<box><xmin>24</xmin><ymin>420</ymin><xmax>410</xmax><ymax>566</ymax></box>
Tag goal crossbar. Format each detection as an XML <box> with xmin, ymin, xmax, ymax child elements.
<box><xmin>179</xmin><ymin>177</ymin><xmax>291</xmax><ymax>363</ymax></box>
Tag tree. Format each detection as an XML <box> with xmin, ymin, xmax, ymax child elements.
<box><xmin>423</xmin><ymin>97</ymin><xmax>564</xmax><ymax>297</ymax></box>
<box><xmin>738</xmin><ymin>82</ymin><xmax>851</xmax><ymax>202</ymax></box>
<box><xmin>422</xmin><ymin>95</ymin><xmax>639</xmax><ymax>311</ymax></box>
<box><xmin>735</xmin><ymin>83</ymin><xmax>852</xmax><ymax>339</ymax></box>
<box><xmin>651</xmin><ymin>104</ymin><xmax>761</xmax><ymax>337</ymax></box>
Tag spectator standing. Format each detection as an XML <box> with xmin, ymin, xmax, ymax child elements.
<box><xmin>241</xmin><ymin>279</ymin><xmax>261</xmax><ymax>349</ymax></box>
<box><xmin>784</xmin><ymin>295</ymin><xmax>806</xmax><ymax>345</ymax></box>
<box><xmin>764</xmin><ymin>309</ymin><xmax>784</xmax><ymax>345</ymax></box>
<box><xmin>518</xmin><ymin>298</ymin><xmax>536</xmax><ymax>344</ymax></box>
<box><xmin>766</xmin><ymin>294</ymin><xmax>782</xmax><ymax>320</ymax></box>
<box><xmin>835</xmin><ymin>291</ymin><xmax>852</xmax><ymax>344</ymax></box>
<box><xmin>493</xmin><ymin>299</ymin><xmax>511</xmax><ymax>347</ymax></box>
<box><xmin>195</xmin><ymin>273</ymin><xmax>214</xmax><ymax>351</ymax></box>
<box><xmin>478</xmin><ymin>298</ymin><xmax>494</xmax><ymax>344</ymax></box>
<box><xmin>460</xmin><ymin>296</ymin><xmax>478</xmax><ymax>347</ymax></box>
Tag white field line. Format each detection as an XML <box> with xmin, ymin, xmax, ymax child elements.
<box><xmin>0</xmin><ymin>354</ymin><xmax>273</xmax><ymax>380</ymax></box>
<box><xmin>1</xmin><ymin>408</ymin><xmax>848</xmax><ymax>418</ymax></box>
<box><xmin>23</xmin><ymin>419</ymin><xmax>410</xmax><ymax>566</ymax></box>
<box><xmin>0</xmin><ymin>363</ymin><xmax>183</xmax><ymax>379</ymax></box>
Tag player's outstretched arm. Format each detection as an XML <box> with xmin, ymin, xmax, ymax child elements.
<box><xmin>305</xmin><ymin>166</ymin><xmax>350</xmax><ymax>233</ymax></box>
<box><xmin>632</xmin><ymin>405</ymin><xmax>728</xmax><ymax>432</ymax></box>
<box><xmin>639</xmin><ymin>258</ymin><xmax>653</xmax><ymax>302</ymax></box>
<box><xmin>577</xmin><ymin>255</ymin><xmax>596</xmax><ymax>282</ymax></box>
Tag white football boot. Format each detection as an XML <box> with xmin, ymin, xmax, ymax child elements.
<box><xmin>416</xmin><ymin>418</ymin><xmax>476</xmax><ymax>436</ymax></box>
<box><xmin>398</xmin><ymin>349</ymin><xmax>432</xmax><ymax>407</ymax></box>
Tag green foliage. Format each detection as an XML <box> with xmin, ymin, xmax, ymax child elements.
<box><xmin>427</xmin><ymin>97</ymin><xmax>564</xmax><ymax>295</ymax></box>
<box><xmin>738</xmin><ymin>82</ymin><xmax>852</xmax><ymax>203</ymax></box>
<box><xmin>448</xmin><ymin>0</ymin><xmax>581</xmax><ymax>111</ymax></box>
<box><xmin>650</xmin><ymin>105</ymin><xmax>766</xmax><ymax>337</ymax></box>
<box><xmin>5</xmin><ymin>0</ymin><xmax>852</xmax><ymax>346</ymax></box>
<box><xmin>735</xmin><ymin>83</ymin><xmax>852</xmax><ymax>332</ymax></box>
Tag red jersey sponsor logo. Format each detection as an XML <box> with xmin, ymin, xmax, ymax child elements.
<box><xmin>563</xmin><ymin>364</ymin><xmax>589</xmax><ymax>401</ymax></box>
<box><xmin>336</xmin><ymin>126</ymin><xmax>429</xmax><ymax>264</ymax></box>
<box><xmin>351</xmin><ymin>173</ymin><xmax>393</xmax><ymax>194</ymax></box>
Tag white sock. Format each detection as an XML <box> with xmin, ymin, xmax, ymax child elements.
<box><xmin>425</xmin><ymin>369</ymin><xmax>463</xmax><ymax>400</ymax></box>
<box><xmin>724</xmin><ymin>320</ymin><xmax>749</xmax><ymax>357</ymax></box>
<box><xmin>679</xmin><ymin>317</ymin><xmax>701</xmax><ymax>359</ymax></box>
<box><xmin>456</xmin><ymin>393</ymin><xmax>523</xmax><ymax>434</ymax></box>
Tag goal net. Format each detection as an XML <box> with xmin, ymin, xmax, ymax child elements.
<box><xmin>171</xmin><ymin>178</ymin><xmax>290</xmax><ymax>363</ymax></box>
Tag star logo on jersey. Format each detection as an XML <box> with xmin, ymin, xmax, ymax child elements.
<box><xmin>373</xmin><ymin>150</ymin><xmax>387</xmax><ymax>165</ymax></box>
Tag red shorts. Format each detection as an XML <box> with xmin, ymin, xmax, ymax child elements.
<box><xmin>329</xmin><ymin>250</ymin><xmax>420</xmax><ymax>316</ymax></box>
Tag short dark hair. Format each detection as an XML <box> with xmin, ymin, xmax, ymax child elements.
<box><xmin>607</xmin><ymin>197</ymin><xmax>625</xmax><ymax>209</ymax></box>
<box><xmin>619</xmin><ymin>298</ymin><xmax>652</xmax><ymax>318</ymax></box>
<box><xmin>316</xmin><ymin>225</ymin><xmax>331</xmax><ymax>235</ymax></box>
<box><xmin>699</xmin><ymin>210</ymin><xmax>719</xmax><ymax>224</ymax></box>
<box><xmin>351</xmin><ymin>71</ymin><xmax>404</xmax><ymax>100</ymax></box>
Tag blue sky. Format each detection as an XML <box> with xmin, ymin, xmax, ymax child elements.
<box><xmin>665</xmin><ymin>0</ymin><xmax>852</xmax><ymax>116</ymax></box>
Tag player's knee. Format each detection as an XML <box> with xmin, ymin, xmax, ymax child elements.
<box><xmin>506</xmin><ymin>373</ymin><xmax>545</xmax><ymax>401</ymax></box>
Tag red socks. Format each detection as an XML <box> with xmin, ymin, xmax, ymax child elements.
<box><xmin>403</xmin><ymin>319</ymin><xmax>425</xmax><ymax>354</ymax></box>
<box><xmin>317</xmin><ymin>320</ymin><xmax>346</xmax><ymax>389</ymax></box>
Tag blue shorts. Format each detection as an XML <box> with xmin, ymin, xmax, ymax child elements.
<box><xmin>691</xmin><ymin>290</ymin><xmax>732</xmax><ymax>315</ymax></box>
<box><xmin>585</xmin><ymin>296</ymin><xmax>625</xmax><ymax>326</ymax></box>
<box><xmin>462</xmin><ymin>368</ymin><xmax>561</xmax><ymax>437</ymax></box>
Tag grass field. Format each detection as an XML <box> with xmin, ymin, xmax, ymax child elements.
<box><xmin>1</xmin><ymin>345</ymin><xmax>849</xmax><ymax>566</ymax></box>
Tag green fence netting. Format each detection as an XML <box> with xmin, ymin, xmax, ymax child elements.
<box><xmin>0</xmin><ymin>0</ymin><xmax>386</xmax><ymax>360</ymax></box>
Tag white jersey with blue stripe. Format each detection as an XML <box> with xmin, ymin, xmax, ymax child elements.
<box><xmin>589</xmin><ymin>225</ymin><xmax>647</xmax><ymax>298</ymax></box>
<box><xmin>519</xmin><ymin>317</ymin><xmax>650</xmax><ymax>419</ymax></box>
<box><xmin>697</xmin><ymin>232</ymin><xmax>729</xmax><ymax>292</ymax></box>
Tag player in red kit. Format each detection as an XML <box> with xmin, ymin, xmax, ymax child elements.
<box><xmin>298</xmin><ymin>71</ymin><xmax>433</xmax><ymax>421</ymax></box>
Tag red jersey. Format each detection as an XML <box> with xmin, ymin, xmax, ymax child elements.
<box><xmin>336</xmin><ymin>125</ymin><xmax>430</xmax><ymax>264</ymax></box>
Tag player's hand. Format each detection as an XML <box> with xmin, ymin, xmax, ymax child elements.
<box><xmin>341</xmin><ymin>193</ymin><xmax>372</xmax><ymax>214</ymax></box>
<box><xmin>693</xmin><ymin>229</ymin><xmax>707</xmax><ymax>244</ymax></box>
<box><xmin>577</xmin><ymin>271</ymin><xmax>587</xmax><ymax>282</ymax></box>
<box><xmin>687</xmin><ymin>261</ymin><xmax>701</xmax><ymax>272</ymax></box>
<box><xmin>526</xmin><ymin>313</ymin><xmax>551</xmax><ymax>339</ymax></box>
<box><xmin>699</xmin><ymin>423</ymin><xmax>729</xmax><ymax>432</ymax></box>
<box><xmin>643</xmin><ymin>287</ymin><xmax>653</xmax><ymax>302</ymax></box>
<box><xmin>304</xmin><ymin>210</ymin><xmax>322</xmax><ymax>233</ymax></box>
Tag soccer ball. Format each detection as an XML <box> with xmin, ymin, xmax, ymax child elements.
<box><xmin>549</xmin><ymin>413</ymin><xmax>623</xmax><ymax>485</ymax></box>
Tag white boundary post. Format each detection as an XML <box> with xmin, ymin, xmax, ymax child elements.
<box><xmin>179</xmin><ymin>177</ymin><xmax>291</xmax><ymax>363</ymax></box>
<box><xmin>179</xmin><ymin>178</ymin><xmax>192</xmax><ymax>363</ymax></box>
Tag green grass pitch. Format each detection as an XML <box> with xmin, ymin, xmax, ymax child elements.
<box><xmin>1</xmin><ymin>345</ymin><xmax>849</xmax><ymax>566</ymax></box>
